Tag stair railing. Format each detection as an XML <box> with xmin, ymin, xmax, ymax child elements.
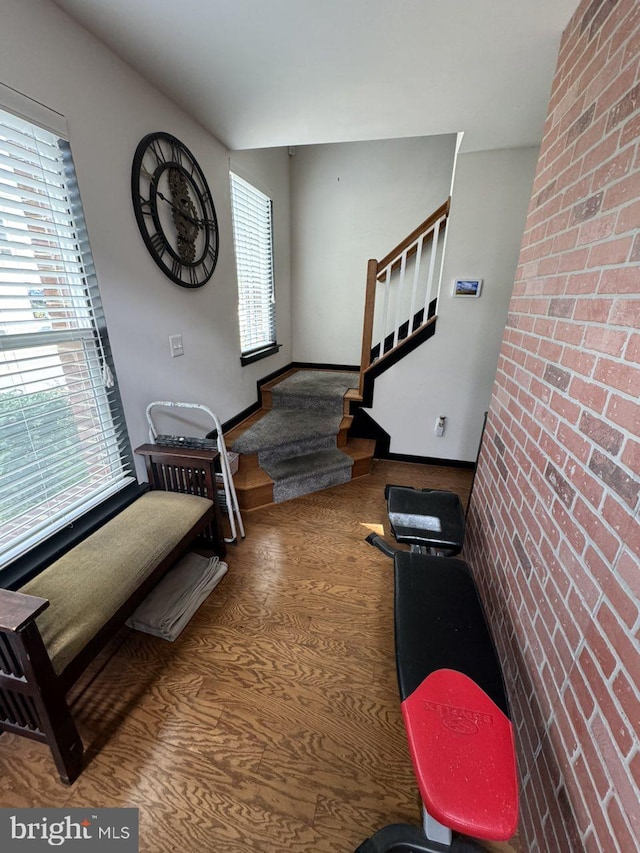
<box><xmin>359</xmin><ymin>197</ymin><xmax>450</xmax><ymax>395</ymax></box>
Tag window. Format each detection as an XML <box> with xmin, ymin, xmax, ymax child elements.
<box><xmin>229</xmin><ymin>172</ymin><xmax>278</xmax><ymax>365</ymax></box>
<box><xmin>0</xmin><ymin>100</ymin><xmax>135</xmax><ymax>572</ymax></box>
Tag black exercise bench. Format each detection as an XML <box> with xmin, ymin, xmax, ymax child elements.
<box><xmin>358</xmin><ymin>487</ymin><xmax>518</xmax><ymax>852</ymax></box>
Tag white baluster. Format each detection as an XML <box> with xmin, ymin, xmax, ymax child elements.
<box><xmin>379</xmin><ymin>265</ymin><xmax>391</xmax><ymax>359</ymax></box>
<box><xmin>423</xmin><ymin>216</ymin><xmax>443</xmax><ymax>317</ymax></box>
<box><xmin>392</xmin><ymin>251</ymin><xmax>408</xmax><ymax>349</ymax></box>
<box><xmin>408</xmin><ymin>234</ymin><xmax>425</xmax><ymax>334</ymax></box>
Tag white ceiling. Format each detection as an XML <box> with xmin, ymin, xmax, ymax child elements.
<box><xmin>52</xmin><ymin>0</ymin><xmax>577</xmax><ymax>152</ymax></box>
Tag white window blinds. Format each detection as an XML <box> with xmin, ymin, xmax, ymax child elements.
<box><xmin>0</xmin><ymin>105</ymin><xmax>134</xmax><ymax>569</ymax></box>
<box><xmin>229</xmin><ymin>172</ymin><xmax>276</xmax><ymax>356</ymax></box>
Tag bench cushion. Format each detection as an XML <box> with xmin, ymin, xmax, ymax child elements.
<box><xmin>401</xmin><ymin>668</ymin><xmax>518</xmax><ymax>840</ymax></box>
<box><xmin>393</xmin><ymin>552</ymin><xmax>509</xmax><ymax>717</ymax></box>
<box><xmin>21</xmin><ymin>491</ymin><xmax>212</xmax><ymax>675</ymax></box>
<box><xmin>386</xmin><ymin>486</ymin><xmax>465</xmax><ymax>553</ymax></box>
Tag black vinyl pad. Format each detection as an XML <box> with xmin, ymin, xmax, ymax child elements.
<box><xmin>393</xmin><ymin>553</ymin><xmax>510</xmax><ymax>719</ymax></box>
<box><xmin>386</xmin><ymin>486</ymin><xmax>465</xmax><ymax>553</ymax></box>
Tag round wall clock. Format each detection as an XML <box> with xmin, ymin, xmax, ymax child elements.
<box><xmin>131</xmin><ymin>131</ymin><xmax>219</xmax><ymax>288</ymax></box>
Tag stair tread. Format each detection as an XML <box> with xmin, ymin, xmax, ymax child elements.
<box><xmin>231</xmin><ymin>409</ymin><xmax>344</xmax><ymax>454</ymax></box>
<box><xmin>262</xmin><ymin>447</ymin><xmax>354</xmax><ymax>483</ymax></box>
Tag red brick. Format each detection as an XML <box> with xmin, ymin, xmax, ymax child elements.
<box><xmin>533</xmin><ymin>316</ymin><xmax>556</xmax><ymax>339</ymax></box>
<box><xmin>566</xmin><ymin>270</ymin><xmax>601</xmax><ymax>294</ymax></box>
<box><xmin>595</xmin><ymin>689</ymin><xmax>636</xmax><ymax>765</ymax></box>
<box><xmin>574</xmin><ymin>113</ymin><xmax>608</xmax><ymax>161</ymax></box>
<box><xmin>587</xmin><ymin>235</ymin><xmax>633</xmax><ymax>266</ymax></box>
<box><xmin>615</xmin><ymin>198</ymin><xmax>640</xmax><ymax>233</ymax></box>
<box><xmin>621</xmin><ymin>437</ymin><xmax>640</xmax><ymax>474</ymax></box>
<box><xmin>552</xmin><ymin>223</ymin><xmax>580</xmax><ymax>255</ymax></box>
<box><xmin>573</xmin><ymin>297</ymin><xmax>614</xmax><ymax>322</ymax></box>
<box><xmin>546</xmin><ymin>208</ymin><xmax>572</xmax><ymax>238</ymax></box>
<box><xmin>606</xmin><ymin>81</ymin><xmax>640</xmax><ymax>133</ymax></box>
<box><xmin>583</xmin><ymin>325</ymin><xmax>628</xmax><ymax>355</ymax></box>
<box><xmin>596</xmin><ymin>603</ymin><xmax>640</xmax><ymax>683</ymax></box>
<box><xmin>581</xmin><ymin>634</ymin><xmax>617</xmax><ymax>686</ymax></box>
<box><xmin>612</xmin><ymin>543</ymin><xmax>640</xmax><ymax>595</ymax></box>
<box><xmin>580</xmin><ymin>505</ymin><xmax>622</xmax><ymax>562</ymax></box>
<box><xmin>542</xmin><ymin>275</ymin><xmax>569</xmax><ymax>295</ymax></box>
<box><xmin>541</xmin><ymin>431</ymin><xmax>569</xmax><ymax>468</ymax></box>
<box><xmin>620</xmin><ymin>111</ymin><xmax>640</xmax><ymax>147</ymax></box>
<box><xmin>613</xmin><ymin>670</ymin><xmax>640</xmax><ymax>735</ymax></box>
<box><xmin>577</xmin><ymin>211</ymin><xmax>617</xmax><ymax>245</ymax></box>
<box><xmin>558</xmin><ymin>422</ymin><xmax>593</xmax><ymax>463</ymax></box>
<box><xmin>568</xmin><ymin>458</ymin><xmax>607</xmax><ymax>506</ymax></box>
<box><xmin>607</xmin><ymin>392</ymin><xmax>640</xmax><ymax>431</ymax></box>
<box><xmin>603</xmin><ymin>169</ymin><xmax>640</xmax><ymax>210</ymax></box>
<box><xmin>569</xmin><ymin>375</ymin><xmax>610</xmax><ymax>412</ymax></box>
<box><xmin>589</xmin><ymin>447</ymin><xmax>640</xmax><ymax>507</ymax></box>
<box><xmin>579</xmin><ymin>410</ymin><xmax>624</xmax><ymax>454</ymax></box>
<box><xmin>560</xmin><ymin>346</ymin><xmax>597</xmax><ymax>376</ymax></box>
<box><xmin>552</xmin><ymin>498</ymin><xmax>586</xmax><ymax>552</ymax></box>
<box><xmin>538</xmin><ymin>339</ymin><xmax>563</xmax><ymax>362</ymax></box>
<box><xmin>593</xmin><ymin>146</ymin><xmax>635</xmax><ymax>188</ymax></box>
<box><xmin>597</xmin><ymin>265</ymin><xmax>640</xmax><ymax>292</ymax></box>
<box><xmin>581</xmin><ymin>128</ymin><xmax>621</xmax><ymax>176</ymax></box>
<box><xmin>595</xmin><ymin>56</ymin><xmax>638</xmax><ymax>120</ymax></box>
<box><xmin>624</xmin><ymin>333</ymin><xmax>640</xmax><ymax>363</ymax></box>
<box><xmin>550</xmin><ymin>391</ymin><xmax>582</xmax><ymax>425</ymax></box>
<box><xmin>594</xmin><ymin>356</ymin><xmax>640</xmax><ymax>395</ymax></box>
<box><xmin>591</xmin><ymin>714</ymin><xmax>640</xmax><ymax>836</ymax></box>
<box><xmin>610</xmin><ymin>298</ymin><xmax>640</xmax><ymax>326</ymax></box>
<box><xmin>607</xmin><ymin>797</ymin><xmax>637</xmax><ymax>851</ymax></box>
<box><xmin>554</xmin><ymin>319</ymin><xmax>585</xmax><ymax>345</ymax></box>
<box><xmin>605</xmin><ymin>574</ymin><xmax>639</xmax><ymax>630</ymax></box>
<box><xmin>566</xmin><ymin>583</ymin><xmax>592</xmax><ymax>637</ymax></box>
<box><xmin>558</xmin><ymin>246</ymin><xmax>591</xmax><ymax>272</ymax></box>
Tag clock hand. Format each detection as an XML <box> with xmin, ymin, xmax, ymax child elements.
<box><xmin>154</xmin><ymin>188</ymin><xmax>203</xmax><ymax>228</ymax></box>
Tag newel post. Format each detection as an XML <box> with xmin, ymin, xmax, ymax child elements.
<box><xmin>359</xmin><ymin>259</ymin><xmax>379</xmax><ymax>396</ymax></box>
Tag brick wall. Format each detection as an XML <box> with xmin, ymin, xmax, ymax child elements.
<box><xmin>465</xmin><ymin>1</ymin><xmax>639</xmax><ymax>850</ymax></box>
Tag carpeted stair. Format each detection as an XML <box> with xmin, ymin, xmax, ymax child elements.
<box><xmin>231</xmin><ymin>370</ymin><xmax>359</xmax><ymax>503</ymax></box>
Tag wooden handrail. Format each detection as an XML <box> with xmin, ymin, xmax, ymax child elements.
<box><xmin>377</xmin><ymin>197</ymin><xmax>450</xmax><ymax>274</ymax></box>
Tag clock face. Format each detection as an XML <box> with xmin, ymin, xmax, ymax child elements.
<box><xmin>131</xmin><ymin>131</ymin><xmax>219</xmax><ymax>288</ymax></box>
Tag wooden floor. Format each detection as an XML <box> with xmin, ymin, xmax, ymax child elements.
<box><xmin>0</xmin><ymin>460</ymin><xmax>519</xmax><ymax>852</ymax></box>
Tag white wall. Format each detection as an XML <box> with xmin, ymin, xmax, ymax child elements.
<box><xmin>370</xmin><ymin>146</ymin><xmax>539</xmax><ymax>461</ymax></box>
<box><xmin>1</xmin><ymin>0</ymin><xmax>292</xmax><ymax>473</ymax></box>
<box><xmin>289</xmin><ymin>136</ymin><xmax>457</xmax><ymax>364</ymax></box>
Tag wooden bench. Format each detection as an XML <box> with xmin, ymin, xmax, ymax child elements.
<box><xmin>0</xmin><ymin>466</ymin><xmax>223</xmax><ymax>785</ymax></box>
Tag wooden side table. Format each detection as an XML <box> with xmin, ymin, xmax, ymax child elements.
<box><xmin>134</xmin><ymin>443</ymin><xmax>226</xmax><ymax>558</ymax></box>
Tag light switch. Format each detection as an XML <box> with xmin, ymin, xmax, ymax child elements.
<box><xmin>169</xmin><ymin>334</ymin><xmax>184</xmax><ymax>358</ymax></box>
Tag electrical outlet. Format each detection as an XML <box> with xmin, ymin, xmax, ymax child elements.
<box><xmin>169</xmin><ymin>334</ymin><xmax>184</xmax><ymax>358</ymax></box>
<box><xmin>435</xmin><ymin>416</ymin><xmax>446</xmax><ymax>436</ymax></box>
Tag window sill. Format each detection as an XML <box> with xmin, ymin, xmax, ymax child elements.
<box><xmin>240</xmin><ymin>343</ymin><xmax>282</xmax><ymax>367</ymax></box>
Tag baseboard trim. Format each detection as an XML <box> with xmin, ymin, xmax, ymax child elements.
<box><xmin>291</xmin><ymin>361</ymin><xmax>360</xmax><ymax>372</ymax></box>
<box><xmin>378</xmin><ymin>451</ymin><xmax>475</xmax><ymax>469</ymax></box>
<box><xmin>220</xmin><ymin>402</ymin><xmax>261</xmax><ymax>434</ymax></box>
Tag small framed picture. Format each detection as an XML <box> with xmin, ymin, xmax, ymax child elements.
<box><xmin>453</xmin><ymin>278</ymin><xmax>483</xmax><ymax>297</ymax></box>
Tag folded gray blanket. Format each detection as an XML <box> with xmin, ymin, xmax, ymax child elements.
<box><xmin>126</xmin><ymin>552</ymin><xmax>228</xmax><ymax>641</ymax></box>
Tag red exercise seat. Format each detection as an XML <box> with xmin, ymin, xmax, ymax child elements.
<box><xmin>402</xmin><ymin>668</ymin><xmax>518</xmax><ymax>841</ymax></box>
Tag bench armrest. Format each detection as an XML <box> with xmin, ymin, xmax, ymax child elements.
<box><xmin>0</xmin><ymin>588</ymin><xmax>50</xmax><ymax>632</ymax></box>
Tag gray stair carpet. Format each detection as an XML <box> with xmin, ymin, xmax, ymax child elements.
<box><xmin>232</xmin><ymin>370</ymin><xmax>358</xmax><ymax>503</ymax></box>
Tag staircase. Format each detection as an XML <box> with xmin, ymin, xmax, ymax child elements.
<box><xmin>225</xmin><ymin>369</ymin><xmax>375</xmax><ymax>510</ymax></box>
<box><xmin>225</xmin><ymin>198</ymin><xmax>450</xmax><ymax>510</ymax></box>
